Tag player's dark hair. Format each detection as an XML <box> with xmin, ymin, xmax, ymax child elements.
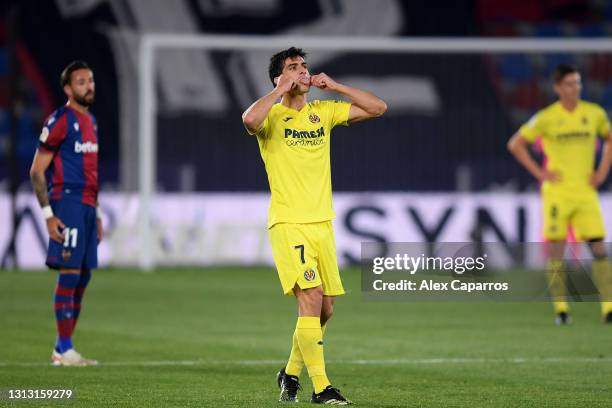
<box><xmin>60</xmin><ymin>60</ymin><xmax>91</xmax><ymax>87</ymax></box>
<box><xmin>553</xmin><ymin>64</ymin><xmax>578</xmax><ymax>84</ymax></box>
<box><xmin>268</xmin><ymin>47</ymin><xmax>307</xmax><ymax>86</ymax></box>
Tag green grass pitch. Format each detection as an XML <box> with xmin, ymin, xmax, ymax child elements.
<box><xmin>1</xmin><ymin>267</ymin><xmax>611</xmax><ymax>407</ymax></box>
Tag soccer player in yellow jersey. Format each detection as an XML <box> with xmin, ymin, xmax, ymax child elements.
<box><xmin>242</xmin><ymin>47</ymin><xmax>386</xmax><ymax>404</ymax></box>
<box><xmin>508</xmin><ymin>64</ymin><xmax>612</xmax><ymax>325</ymax></box>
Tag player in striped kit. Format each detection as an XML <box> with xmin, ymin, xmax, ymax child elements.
<box><xmin>30</xmin><ymin>61</ymin><xmax>102</xmax><ymax>366</ymax></box>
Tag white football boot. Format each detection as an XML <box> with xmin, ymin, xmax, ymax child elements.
<box><xmin>51</xmin><ymin>349</ymin><xmax>98</xmax><ymax>366</ymax></box>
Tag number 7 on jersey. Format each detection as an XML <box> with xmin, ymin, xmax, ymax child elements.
<box><xmin>294</xmin><ymin>244</ymin><xmax>305</xmax><ymax>264</ymax></box>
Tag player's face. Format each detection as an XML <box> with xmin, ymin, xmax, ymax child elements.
<box><xmin>554</xmin><ymin>72</ymin><xmax>581</xmax><ymax>103</ymax></box>
<box><xmin>283</xmin><ymin>56</ymin><xmax>310</xmax><ymax>94</ymax></box>
<box><xmin>66</xmin><ymin>69</ymin><xmax>95</xmax><ymax>107</ymax></box>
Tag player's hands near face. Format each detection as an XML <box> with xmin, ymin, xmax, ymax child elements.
<box><xmin>310</xmin><ymin>73</ymin><xmax>339</xmax><ymax>91</ymax></box>
<box><xmin>97</xmin><ymin>218</ymin><xmax>104</xmax><ymax>244</ymax></box>
<box><xmin>274</xmin><ymin>74</ymin><xmax>297</xmax><ymax>94</ymax></box>
<box><xmin>537</xmin><ymin>169</ymin><xmax>561</xmax><ymax>183</ymax></box>
<box><xmin>47</xmin><ymin>216</ymin><xmax>65</xmax><ymax>243</ymax></box>
<box><xmin>590</xmin><ymin>169</ymin><xmax>609</xmax><ymax>187</ymax></box>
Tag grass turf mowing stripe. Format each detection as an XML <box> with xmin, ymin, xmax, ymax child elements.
<box><xmin>2</xmin><ymin>356</ymin><xmax>612</xmax><ymax>367</ymax></box>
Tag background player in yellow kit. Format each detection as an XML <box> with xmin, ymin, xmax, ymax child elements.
<box><xmin>508</xmin><ymin>64</ymin><xmax>612</xmax><ymax>325</ymax></box>
<box><xmin>242</xmin><ymin>47</ymin><xmax>386</xmax><ymax>404</ymax></box>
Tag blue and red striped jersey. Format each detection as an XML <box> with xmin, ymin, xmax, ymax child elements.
<box><xmin>38</xmin><ymin>105</ymin><xmax>99</xmax><ymax>207</ymax></box>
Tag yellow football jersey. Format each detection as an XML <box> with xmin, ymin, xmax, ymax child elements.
<box><xmin>248</xmin><ymin>100</ymin><xmax>351</xmax><ymax>228</ymax></box>
<box><xmin>519</xmin><ymin>100</ymin><xmax>610</xmax><ymax>194</ymax></box>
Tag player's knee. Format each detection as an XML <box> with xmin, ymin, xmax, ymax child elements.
<box><xmin>588</xmin><ymin>238</ymin><xmax>608</xmax><ymax>259</ymax></box>
<box><xmin>296</xmin><ymin>285</ymin><xmax>323</xmax><ymax>314</ymax></box>
<box><xmin>305</xmin><ymin>285</ymin><xmax>323</xmax><ymax>298</ymax></box>
<box><xmin>306</xmin><ymin>286</ymin><xmax>324</xmax><ymax>307</ymax></box>
<box><xmin>593</xmin><ymin>251</ymin><xmax>608</xmax><ymax>260</ymax></box>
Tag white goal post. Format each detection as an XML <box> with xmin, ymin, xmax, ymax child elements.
<box><xmin>137</xmin><ymin>34</ymin><xmax>612</xmax><ymax>271</ymax></box>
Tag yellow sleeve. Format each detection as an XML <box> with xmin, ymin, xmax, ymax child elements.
<box><xmin>246</xmin><ymin>115</ymin><xmax>269</xmax><ymax>138</ymax></box>
<box><xmin>518</xmin><ymin>112</ymin><xmax>545</xmax><ymax>143</ymax></box>
<box><xmin>597</xmin><ymin>106</ymin><xmax>611</xmax><ymax>138</ymax></box>
<box><xmin>326</xmin><ymin>100</ymin><xmax>352</xmax><ymax>128</ymax></box>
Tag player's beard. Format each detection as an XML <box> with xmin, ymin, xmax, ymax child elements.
<box><xmin>74</xmin><ymin>91</ymin><xmax>95</xmax><ymax>107</ymax></box>
<box><xmin>297</xmin><ymin>76</ymin><xmax>310</xmax><ymax>93</ymax></box>
<box><xmin>291</xmin><ymin>82</ymin><xmax>310</xmax><ymax>96</ymax></box>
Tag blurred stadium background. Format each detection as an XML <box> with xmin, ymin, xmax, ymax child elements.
<box><xmin>2</xmin><ymin>0</ymin><xmax>612</xmax><ymax>269</ymax></box>
<box><xmin>2</xmin><ymin>1</ymin><xmax>612</xmax><ymax>407</ymax></box>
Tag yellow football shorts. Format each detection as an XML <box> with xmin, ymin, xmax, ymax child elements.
<box><xmin>542</xmin><ymin>189</ymin><xmax>606</xmax><ymax>241</ymax></box>
<box><xmin>269</xmin><ymin>221</ymin><xmax>345</xmax><ymax>296</ymax></box>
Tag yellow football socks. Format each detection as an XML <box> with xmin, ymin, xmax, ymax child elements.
<box><xmin>295</xmin><ymin>316</ymin><xmax>330</xmax><ymax>394</ymax></box>
<box><xmin>285</xmin><ymin>322</ymin><xmax>328</xmax><ymax>378</ymax></box>
<box><xmin>547</xmin><ymin>260</ymin><xmax>569</xmax><ymax>314</ymax></box>
<box><xmin>592</xmin><ymin>258</ymin><xmax>612</xmax><ymax>316</ymax></box>
<box><xmin>285</xmin><ymin>328</ymin><xmax>303</xmax><ymax>377</ymax></box>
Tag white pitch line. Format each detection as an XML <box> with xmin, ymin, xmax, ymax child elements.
<box><xmin>1</xmin><ymin>357</ymin><xmax>611</xmax><ymax>368</ymax></box>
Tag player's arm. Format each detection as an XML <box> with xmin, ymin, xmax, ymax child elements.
<box><xmin>591</xmin><ymin>134</ymin><xmax>612</xmax><ymax>187</ymax></box>
<box><xmin>310</xmin><ymin>73</ymin><xmax>387</xmax><ymax>123</ymax></box>
<box><xmin>507</xmin><ymin>132</ymin><xmax>559</xmax><ymax>183</ymax></box>
<box><xmin>29</xmin><ymin>150</ymin><xmax>65</xmax><ymax>243</ymax></box>
<box><xmin>242</xmin><ymin>74</ymin><xmax>296</xmax><ymax>133</ymax></box>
